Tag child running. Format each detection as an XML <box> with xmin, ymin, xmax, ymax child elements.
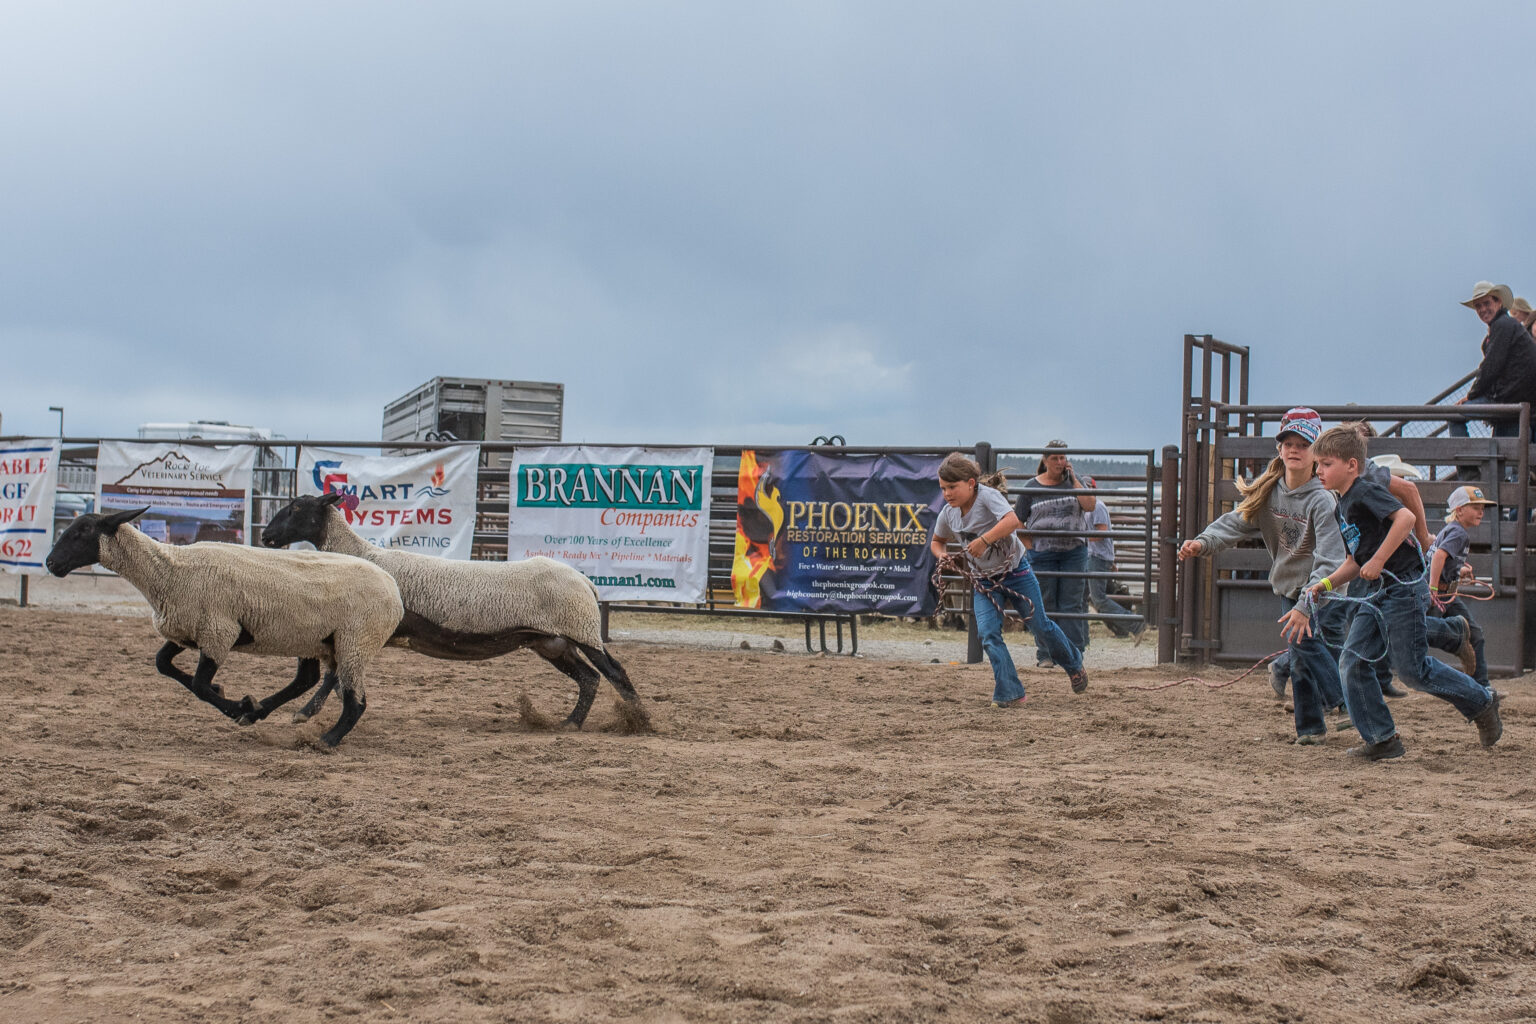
<box><xmin>1426</xmin><ymin>485</ymin><xmax>1497</xmax><ymax>693</ymax></box>
<box><xmin>1178</xmin><ymin>407</ymin><xmax>1348</xmax><ymax>744</ymax></box>
<box><xmin>1306</xmin><ymin>426</ymin><xmax>1503</xmax><ymax>760</ymax></box>
<box><xmin>930</xmin><ymin>452</ymin><xmax>1087</xmax><ymax>707</ymax></box>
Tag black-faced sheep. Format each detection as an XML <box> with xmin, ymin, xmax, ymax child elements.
<box><xmin>46</xmin><ymin>507</ymin><xmax>404</xmax><ymax>747</ymax></box>
<box><xmin>260</xmin><ymin>492</ymin><xmax>642</xmax><ymax>729</ymax></box>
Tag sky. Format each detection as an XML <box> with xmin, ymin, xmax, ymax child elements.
<box><xmin>3</xmin><ymin>1</ymin><xmax>1534</xmax><ymax>455</ymax></box>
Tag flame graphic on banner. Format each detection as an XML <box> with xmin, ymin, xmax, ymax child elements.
<box><xmin>430</xmin><ymin>464</ymin><xmax>446</xmax><ymax>489</ymax></box>
<box><xmin>732</xmin><ymin>450</ymin><xmax>784</xmax><ymax>608</ymax></box>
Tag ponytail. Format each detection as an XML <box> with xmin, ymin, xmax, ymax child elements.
<box><xmin>1233</xmin><ymin>457</ymin><xmax>1286</xmax><ymax>525</ymax></box>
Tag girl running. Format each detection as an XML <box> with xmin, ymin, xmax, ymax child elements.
<box><xmin>930</xmin><ymin>452</ymin><xmax>1088</xmax><ymax>707</ymax></box>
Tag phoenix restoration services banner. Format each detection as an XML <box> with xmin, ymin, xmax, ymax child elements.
<box><xmin>1</xmin><ymin>439</ymin><xmax>61</xmax><ymax>574</ymax></box>
<box><xmin>299</xmin><ymin>446</ymin><xmax>479</xmax><ymax>559</ymax></box>
<box><xmin>734</xmin><ymin>450</ymin><xmax>945</xmax><ymax>615</ymax></box>
<box><xmin>97</xmin><ymin>441</ymin><xmax>256</xmax><ymax>546</ymax></box>
<box><xmin>509</xmin><ymin>446</ymin><xmax>712</xmax><ymax>602</ymax></box>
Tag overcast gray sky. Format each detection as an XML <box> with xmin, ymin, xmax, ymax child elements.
<box><xmin>3</xmin><ymin>2</ymin><xmax>1532</xmax><ymax>452</ymax></box>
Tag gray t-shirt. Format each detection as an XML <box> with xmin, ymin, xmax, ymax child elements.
<box><xmin>1087</xmin><ymin>500</ymin><xmax>1114</xmax><ymax>562</ymax></box>
<box><xmin>933</xmin><ymin>485</ymin><xmax>1024</xmax><ymax>576</ymax></box>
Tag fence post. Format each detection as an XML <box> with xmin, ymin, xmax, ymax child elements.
<box><xmin>18</xmin><ymin>575</ymin><xmax>27</xmax><ymax>608</ymax></box>
<box><xmin>1158</xmin><ymin>445</ymin><xmax>1180</xmax><ymax>663</ymax></box>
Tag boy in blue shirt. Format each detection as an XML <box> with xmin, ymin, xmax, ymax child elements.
<box><xmin>1305</xmin><ymin>427</ymin><xmax>1502</xmax><ymax>760</ymax></box>
<box><xmin>1426</xmin><ymin>485</ymin><xmax>1497</xmax><ymax>692</ymax></box>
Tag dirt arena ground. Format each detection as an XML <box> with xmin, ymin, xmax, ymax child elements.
<box><xmin>4</xmin><ymin>596</ymin><xmax>1536</xmax><ymax>1023</ymax></box>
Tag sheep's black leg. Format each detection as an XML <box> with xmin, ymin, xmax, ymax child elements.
<box><xmin>576</xmin><ymin>642</ymin><xmax>640</xmax><ymax>703</ymax></box>
<box><xmin>292</xmin><ymin>670</ymin><xmax>337</xmax><ymax>723</ymax></box>
<box><xmin>155</xmin><ymin>641</ymin><xmax>225</xmax><ymax>698</ymax></box>
<box><xmin>185</xmin><ymin>654</ymin><xmax>259</xmax><ymax>721</ymax></box>
<box><xmin>544</xmin><ymin>647</ymin><xmax>603</xmax><ymax>728</ymax></box>
<box><xmin>237</xmin><ymin>659</ymin><xmax>322</xmax><ymax>726</ymax></box>
<box><xmin>318</xmin><ymin>686</ymin><xmax>366</xmax><ymax>747</ymax></box>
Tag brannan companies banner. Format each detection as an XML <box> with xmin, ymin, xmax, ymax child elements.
<box><xmin>299</xmin><ymin>446</ymin><xmax>479</xmax><ymax>559</ymax></box>
<box><xmin>1</xmin><ymin>439</ymin><xmax>60</xmax><ymax>574</ymax></box>
<box><xmin>733</xmin><ymin>450</ymin><xmax>945</xmax><ymax>615</ymax></box>
<box><xmin>508</xmin><ymin>446</ymin><xmax>712</xmax><ymax>602</ymax></box>
<box><xmin>98</xmin><ymin>441</ymin><xmax>256</xmax><ymax>546</ymax></box>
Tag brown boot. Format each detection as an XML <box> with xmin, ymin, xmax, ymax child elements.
<box><xmin>1472</xmin><ymin>691</ymin><xmax>1503</xmax><ymax>748</ymax></box>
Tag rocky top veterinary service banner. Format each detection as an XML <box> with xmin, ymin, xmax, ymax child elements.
<box><xmin>733</xmin><ymin>450</ymin><xmax>944</xmax><ymax>615</ymax></box>
<box><xmin>97</xmin><ymin>441</ymin><xmax>256</xmax><ymax>546</ymax></box>
<box><xmin>1</xmin><ymin>439</ymin><xmax>61</xmax><ymax>574</ymax></box>
<box><xmin>509</xmin><ymin>446</ymin><xmax>712</xmax><ymax>602</ymax></box>
<box><xmin>299</xmin><ymin>446</ymin><xmax>479</xmax><ymax>559</ymax></box>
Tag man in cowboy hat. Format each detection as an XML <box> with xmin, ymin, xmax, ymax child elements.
<box><xmin>1450</xmin><ymin>281</ymin><xmax>1536</xmax><ymax>448</ymax></box>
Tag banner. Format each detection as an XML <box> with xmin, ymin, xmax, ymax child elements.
<box><xmin>733</xmin><ymin>450</ymin><xmax>945</xmax><ymax>615</ymax></box>
<box><xmin>97</xmin><ymin>441</ymin><xmax>256</xmax><ymax>546</ymax></box>
<box><xmin>1</xmin><ymin>439</ymin><xmax>61</xmax><ymax>574</ymax></box>
<box><xmin>299</xmin><ymin>446</ymin><xmax>479</xmax><ymax>559</ymax></box>
<box><xmin>509</xmin><ymin>446</ymin><xmax>712</xmax><ymax>601</ymax></box>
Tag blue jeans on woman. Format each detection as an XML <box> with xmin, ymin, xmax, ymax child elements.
<box><xmin>1027</xmin><ymin>545</ymin><xmax>1089</xmax><ymax>661</ymax></box>
<box><xmin>971</xmin><ymin>561</ymin><xmax>1083</xmax><ymax>703</ymax></box>
<box><xmin>1087</xmin><ymin>554</ymin><xmax>1142</xmax><ymax>637</ymax></box>
<box><xmin>1338</xmin><ymin>574</ymin><xmax>1494</xmax><ymax>745</ymax></box>
<box><xmin>1279</xmin><ymin>594</ymin><xmax>1344</xmax><ymax>738</ymax></box>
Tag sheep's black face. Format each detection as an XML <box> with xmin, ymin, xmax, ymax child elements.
<box><xmin>45</xmin><ymin>507</ymin><xmax>148</xmax><ymax>576</ymax></box>
<box><xmin>261</xmin><ymin>493</ymin><xmax>339</xmax><ymax>549</ymax></box>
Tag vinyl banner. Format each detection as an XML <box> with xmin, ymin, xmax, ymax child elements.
<box><xmin>97</xmin><ymin>441</ymin><xmax>256</xmax><ymax>546</ymax></box>
<box><xmin>509</xmin><ymin>446</ymin><xmax>712</xmax><ymax>602</ymax></box>
<box><xmin>1</xmin><ymin>439</ymin><xmax>61</xmax><ymax>574</ymax></box>
<box><xmin>734</xmin><ymin>450</ymin><xmax>945</xmax><ymax>615</ymax></box>
<box><xmin>299</xmin><ymin>446</ymin><xmax>479</xmax><ymax>559</ymax></box>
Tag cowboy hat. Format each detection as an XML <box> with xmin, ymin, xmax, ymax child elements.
<box><xmin>1461</xmin><ymin>281</ymin><xmax>1514</xmax><ymax>309</ymax></box>
<box><xmin>1369</xmin><ymin>453</ymin><xmax>1423</xmax><ymax>481</ymax></box>
<box><xmin>1515</xmin><ymin>296</ymin><xmax>1533</xmax><ymax>316</ymax></box>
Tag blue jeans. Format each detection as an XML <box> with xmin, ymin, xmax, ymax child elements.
<box><xmin>971</xmin><ymin>562</ymin><xmax>1083</xmax><ymax>703</ymax></box>
<box><xmin>1338</xmin><ymin>574</ymin><xmax>1494</xmax><ymax>745</ymax></box>
<box><xmin>1269</xmin><ymin>597</ymin><xmax>1347</xmax><ymax>707</ymax></box>
<box><xmin>1027</xmin><ymin>546</ymin><xmax>1089</xmax><ymax>660</ymax></box>
<box><xmin>1087</xmin><ymin>554</ymin><xmax>1142</xmax><ymax>637</ymax></box>
<box><xmin>1427</xmin><ymin>597</ymin><xmax>1489</xmax><ymax>687</ymax></box>
<box><xmin>1447</xmin><ymin>395</ymin><xmax>1534</xmax><ymax>439</ymax></box>
<box><xmin>1280</xmin><ymin>595</ymin><xmax>1344</xmax><ymax>737</ymax></box>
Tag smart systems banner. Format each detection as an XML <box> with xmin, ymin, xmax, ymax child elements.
<box><xmin>733</xmin><ymin>450</ymin><xmax>945</xmax><ymax>615</ymax></box>
<box><xmin>509</xmin><ymin>446</ymin><xmax>712</xmax><ymax>602</ymax></box>
<box><xmin>1</xmin><ymin>439</ymin><xmax>61</xmax><ymax>574</ymax></box>
<box><xmin>97</xmin><ymin>441</ymin><xmax>256</xmax><ymax>546</ymax></box>
<box><xmin>299</xmin><ymin>446</ymin><xmax>479</xmax><ymax>559</ymax></box>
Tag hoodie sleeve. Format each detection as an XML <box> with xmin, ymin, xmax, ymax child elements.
<box><xmin>1194</xmin><ymin>508</ymin><xmax>1261</xmax><ymax>553</ymax></box>
<box><xmin>1307</xmin><ymin>491</ymin><xmax>1348</xmax><ymax>586</ymax></box>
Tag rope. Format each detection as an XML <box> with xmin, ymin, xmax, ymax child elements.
<box><xmin>1124</xmin><ymin>650</ymin><xmax>1286</xmax><ymax>691</ymax></box>
<box><xmin>931</xmin><ymin>552</ymin><xmax>1037</xmax><ymax>621</ymax></box>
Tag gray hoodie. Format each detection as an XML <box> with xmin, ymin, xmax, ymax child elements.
<box><xmin>1194</xmin><ymin>475</ymin><xmax>1347</xmax><ymax>600</ymax></box>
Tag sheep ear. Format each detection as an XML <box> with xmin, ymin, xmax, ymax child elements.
<box><xmin>321</xmin><ymin>492</ymin><xmax>345</xmax><ymax>507</ymax></box>
<box><xmin>102</xmin><ymin>507</ymin><xmax>149</xmax><ymax>534</ymax></box>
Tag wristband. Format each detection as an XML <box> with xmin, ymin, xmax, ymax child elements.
<box><xmin>1320</xmin><ymin>577</ymin><xmax>1333</xmax><ymax>592</ymax></box>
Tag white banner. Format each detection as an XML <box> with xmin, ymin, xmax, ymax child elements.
<box><xmin>97</xmin><ymin>441</ymin><xmax>257</xmax><ymax>546</ymax></box>
<box><xmin>299</xmin><ymin>446</ymin><xmax>479</xmax><ymax>559</ymax></box>
<box><xmin>1</xmin><ymin>439</ymin><xmax>61</xmax><ymax>574</ymax></box>
<box><xmin>509</xmin><ymin>446</ymin><xmax>713</xmax><ymax>602</ymax></box>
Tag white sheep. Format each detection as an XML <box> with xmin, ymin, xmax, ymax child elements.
<box><xmin>260</xmin><ymin>492</ymin><xmax>643</xmax><ymax>729</ymax></box>
<box><xmin>46</xmin><ymin>507</ymin><xmax>404</xmax><ymax>747</ymax></box>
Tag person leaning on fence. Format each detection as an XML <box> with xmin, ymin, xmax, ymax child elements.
<box><xmin>1083</xmin><ymin>477</ymin><xmax>1145</xmax><ymax>639</ymax></box>
<box><xmin>1426</xmin><ymin>485</ymin><xmax>1498</xmax><ymax>694</ymax></box>
<box><xmin>1305</xmin><ymin>426</ymin><xmax>1503</xmax><ymax>761</ymax></box>
<box><xmin>930</xmin><ymin>453</ymin><xmax>1088</xmax><ymax>708</ymax></box>
<box><xmin>1014</xmin><ymin>441</ymin><xmax>1096</xmax><ymax>666</ymax></box>
<box><xmin>1178</xmin><ymin>407</ymin><xmax>1348</xmax><ymax>744</ymax></box>
<box><xmin>1450</xmin><ymin>281</ymin><xmax>1536</xmax><ymax>449</ymax></box>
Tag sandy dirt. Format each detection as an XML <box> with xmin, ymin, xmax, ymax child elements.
<box><xmin>3</xmin><ymin>600</ymin><xmax>1536</xmax><ymax>1024</ymax></box>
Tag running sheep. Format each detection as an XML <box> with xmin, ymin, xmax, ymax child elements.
<box><xmin>45</xmin><ymin>507</ymin><xmax>404</xmax><ymax>747</ymax></box>
<box><xmin>260</xmin><ymin>492</ymin><xmax>644</xmax><ymax>729</ymax></box>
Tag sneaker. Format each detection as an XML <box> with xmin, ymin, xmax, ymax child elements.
<box><xmin>1036</xmin><ymin>658</ymin><xmax>1056</xmax><ymax>669</ymax></box>
<box><xmin>1295</xmin><ymin>732</ymin><xmax>1326</xmax><ymax>746</ymax></box>
<box><xmin>1381</xmin><ymin>680</ymin><xmax>1409</xmax><ymax>698</ymax></box>
<box><xmin>1269</xmin><ymin>660</ymin><xmax>1288</xmax><ymax>699</ymax></box>
<box><xmin>1346</xmin><ymin>734</ymin><xmax>1406</xmax><ymax>761</ymax></box>
<box><xmin>1068</xmin><ymin>668</ymin><xmax>1089</xmax><ymax>694</ymax></box>
<box><xmin>1452</xmin><ymin>616</ymin><xmax>1477</xmax><ymax>676</ymax></box>
<box><xmin>989</xmin><ymin>696</ymin><xmax>1027</xmax><ymax>709</ymax></box>
<box><xmin>1472</xmin><ymin>691</ymin><xmax>1503</xmax><ymax>748</ymax></box>
<box><xmin>1330</xmin><ymin>707</ymin><xmax>1356</xmax><ymax>732</ymax></box>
